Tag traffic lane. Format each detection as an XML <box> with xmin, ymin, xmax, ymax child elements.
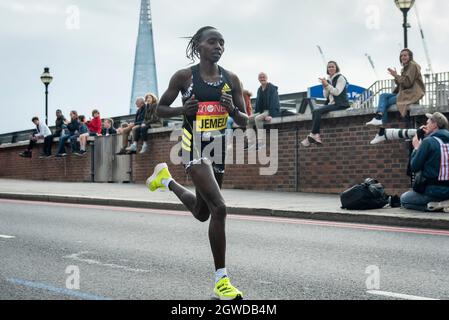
<box><xmin>1</xmin><ymin>199</ymin><xmax>449</xmax><ymax>300</ymax></box>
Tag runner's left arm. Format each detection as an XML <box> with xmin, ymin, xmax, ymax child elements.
<box><xmin>220</xmin><ymin>72</ymin><xmax>248</xmax><ymax>127</ymax></box>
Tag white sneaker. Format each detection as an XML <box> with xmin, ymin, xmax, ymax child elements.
<box><xmin>428</xmin><ymin>200</ymin><xmax>449</xmax><ymax>212</ymax></box>
<box><xmin>366</xmin><ymin>118</ymin><xmax>383</xmax><ymax>127</ymax></box>
<box><xmin>370</xmin><ymin>134</ymin><xmax>386</xmax><ymax>145</ymax></box>
<box><xmin>139</xmin><ymin>144</ymin><xmax>148</xmax><ymax>154</ymax></box>
<box><xmin>301</xmin><ymin>138</ymin><xmax>311</xmax><ymax>147</ymax></box>
<box><xmin>126</xmin><ymin>144</ymin><xmax>137</xmax><ymax>152</ymax></box>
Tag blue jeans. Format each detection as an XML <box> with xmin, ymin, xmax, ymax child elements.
<box><xmin>377</xmin><ymin>93</ymin><xmax>397</xmax><ymax>124</ymax></box>
<box><xmin>400</xmin><ymin>190</ymin><xmax>441</xmax><ymax>212</ymax></box>
<box><xmin>57</xmin><ymin>133</ymin><xmax>74</xmax><ymax>154</ymax></box>
<box><xmin>70</xmin><ymin>135</ymin><xmax>80</xmax><ymax>152</ymax></box>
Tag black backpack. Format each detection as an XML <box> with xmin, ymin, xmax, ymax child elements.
<box><xmin>340</xmin><ymin>178</ymin><xmax>390</xmax><ymax>210</ymax></box>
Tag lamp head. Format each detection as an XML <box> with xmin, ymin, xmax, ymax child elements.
<box><xmin>394</xmin><ymin>0</ymin><xmax>415</xmax><ymax>12</ymax></box>
<box><xmin>40</xmin><ymin>67</ymin><xmax>53</xmax><ymax>85</ymax></box>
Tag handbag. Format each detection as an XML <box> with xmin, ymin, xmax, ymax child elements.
<box><xmin>412</xmin><ymin>172</ymin><xmax>427</xmax><ymax>194</ymax></box>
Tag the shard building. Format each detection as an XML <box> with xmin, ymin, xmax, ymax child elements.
<box><xmin>129</xmin><ymin>0</ymin><xmax>158</xmax><ymax>114</ymax></box>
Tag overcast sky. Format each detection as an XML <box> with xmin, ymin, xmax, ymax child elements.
<box><xmin>1</xmin><ymin>0</ymin><xmax>448</xmax><ymax>134</ymax></box>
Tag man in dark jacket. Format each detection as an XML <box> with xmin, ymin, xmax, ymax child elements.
<box><xmin>246</xmin><ymin>72</ymin><xmax>281</xmax><ymax>149</ymax></box>
<box><xmin>401</xmin><ymin>112</ymin><xmax>449</xmax><ymax>211</ymax></box>
<box><xmin>54</xmin><ymin>109</ymin><xmax>66</xmax><ymax>138</ymax></box>
<box><xmin>40</xmin><ymin>109</ymin><xmax>66</xmax><ymax>156</ymax></box>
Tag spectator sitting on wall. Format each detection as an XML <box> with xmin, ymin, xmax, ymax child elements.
<box><xmin>137</xmin><ymin>93</ymin><xmax>162</xmax><ymax>154</ymax></box>
<box><xmin>117</xmin><ymin>122</ymin><xmax>129</xmax><ymax>135</ymax></box>
<box><xmin>53</xmin><ymin>109</ymin><xmax>66</xmax><ymax>138</ymax></box>
<box><xmin>75</xmin><ymin>115</ymin><xmax>90</xmax><ymax>156</ymax></box>
<box><xmin>87</xmin><ymin>109</ymin><xmax>102</xmax><ymax>137</ymax></box>
<box><xmin>56</xmin><ymin>110</ymin><xmax>80</xmax><ymax>157</ymax></box>
<box><xmin>101</xmin><ymin>118</ymin><xmax>117</xmax><ymax>136</ymax></box>
<box><xmin>367</xmin><ymin>49</ymin><xmax>425</xmax><ymax>145</ymax></box>
<box><xmin>301</xmin><ymin>61</ymin><xmax>351</xmax><ymax>147</ymax></box>
<box><xmin>246</xmin><ymin>72</ymin><xmax>281</xmax><ymax>150</ymax></box>
<box><xmin>19</xmin><ymin>117</ymin><xmax>53</xmax><ymax>158</ymax></box>
<box><xmin>116</xmin><ymin>97</ymin><xmax>146</xmax><ymax>155</ymax></box>
<box><xmin>401</xmin><ymin>112</ymin><xmax>449</xmax><ymax>212</ymax></box>
<box><xmin>43</xmin><ymin>109</ymin><xmax>67</xmax><ymax>152</ymax></box>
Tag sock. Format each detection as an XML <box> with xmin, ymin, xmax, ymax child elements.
<box><xmin>80</xmin><ymin>146</ymin><xmax>86</xmax><ymax>151</ymax></box>
<box><xmin>379</xmin><ymin>128</ymin><xmax>386</xmax><ymax>136</ymax></box>
<box><xmin>132</xmin><ymin>142</ymin><xmax>137</xmax><ymax>147</ymax></box>
<box><xmin>215</xmin><ymin>268</ymin><xmax>228</xmax><ymax>284</ymax></box>
<box><xmin>161</xmin><ymin>178</ymin><xmax>174</xmax><ymax>189</ymax></box>
<box><xmin>375</xmin><ymin>113</ymin><xmax>383</xmax><ymax>120</ymax></box>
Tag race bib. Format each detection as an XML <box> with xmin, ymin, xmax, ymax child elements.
<box><xmin>196</xmin><ymin>101</ymin><xmax>229</xmax><ymax>132</ymax></box>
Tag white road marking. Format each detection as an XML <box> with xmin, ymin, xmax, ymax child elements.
<box><xmin>64</xmin><ymin>252</ymin><xmax>150</xmax><ymax>273</ymax></box>
<box><xmin>7</xmin><ymin>277</ymin><xmax>111</xmax><ymax>300</ymax></box>
<box><xmin>367</xmin><ymin>290</ymin><xmax>439</xmax><ymax>300</ymax></box>
<box><xmin>0</xmin><ymin>235</ymin><xmax>15</xmax><ymax>239</ymax></box>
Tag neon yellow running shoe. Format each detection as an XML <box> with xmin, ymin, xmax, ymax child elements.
<box><xmin>214</xmin><ymin>277</ymin><xmax>243</xmax><ymax>300</ymax></box>
<box><xmin>146</xmin><ymin>163</ymin><xmax>172</xmax><ymax>192</ymax></box>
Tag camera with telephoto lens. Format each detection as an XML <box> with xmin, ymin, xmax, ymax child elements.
<box><xmin>417</xmin><ymin>128</ymin><xmax>426</xmax><ymax>141</ymax></box>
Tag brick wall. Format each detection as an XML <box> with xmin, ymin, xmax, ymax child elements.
<box><xmin>131</xmin><ymin>113</ymin><xmax>430</xmax><ymax>196</ymax></box>
<box><xmin>295</xmin><ymin>113</ymin><xmax>413</xmax><ymax>195</ymax></box>
<box><xmin>0</xmin><ymin>141</ymin><xmax>92</xmax><ymax>182</ymax></box>
<box><xmin>0</xmin><ymin>113</ymin><xmax>439</xmax><ymax>195</ymax></box>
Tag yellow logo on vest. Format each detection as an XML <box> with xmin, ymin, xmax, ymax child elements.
<box><xmin>222</xmin><ymin>83</ymin><xmax>232</xmax><ymax>93</ymax></box>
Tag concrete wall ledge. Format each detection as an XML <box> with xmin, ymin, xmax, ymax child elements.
<box><xmin>2</xmin><ymin>104</ymin><xmax>448</xmax><ymax>150</ymax></box>
<box><xmin>270</xmin><ymin>104</ymin><xmax>448</xmax><ymax>126</ymax></box>
<box><xmin>0</xmin><ymin>136</ymin><xmax>96</xmax><ymax>149</ymax></box>
<box><xmin>0</xmin><ymin>126</ymin><xmax>181</xmax><ymax>150</ymax></box>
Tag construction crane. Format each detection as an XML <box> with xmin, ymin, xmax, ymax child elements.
<box><xmin>316</xmin><ymin>45</ymin><xmax>327</xmax><ymax>69</ymax></box>
<box><xmin>414</xmin><ymin>3</ymin><xmax>433</xmax><ymax>75</ymax></box>
<box><xmin>365</xmin><ymin>53</ymin><xmax>380</xmax><ymax>80</ymax></box>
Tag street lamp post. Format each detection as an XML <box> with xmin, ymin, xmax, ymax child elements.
<box><xmin>394</xmin><ymin>0</ymin><xmax>415</xmax><ymax>48</ymax></box>
<box><xmin>40</xmin><ymin>67</ymin><xmax>53</xmax><ymax>125</ymax></box>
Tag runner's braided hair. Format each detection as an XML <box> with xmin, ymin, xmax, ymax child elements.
<box><xmin>185</xmin><ymin>26</ymin><xmax>217</xmax><ymax>63</ymax></box>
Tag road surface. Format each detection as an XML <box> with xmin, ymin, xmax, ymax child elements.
<box><xmin>1</xmin><ymin>199</ymin><xmax>449</xmax><ymax>300</ymax></box>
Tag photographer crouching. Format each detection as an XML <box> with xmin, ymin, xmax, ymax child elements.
<box><xmin>401</xmin><ymin>112</ymin><xmax>449</xmax><ymax>211</ymax></box>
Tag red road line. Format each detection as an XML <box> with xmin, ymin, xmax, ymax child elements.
<box><xmin>1</xmin><ymin>198</ymin><xmax>449</xmax><ymax>237</ymax></box>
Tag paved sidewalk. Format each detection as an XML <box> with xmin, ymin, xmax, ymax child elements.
<box><xmin>0</xmin><ymin>179</ymin><xmax>449</xmax><ymax>230</ymax></box>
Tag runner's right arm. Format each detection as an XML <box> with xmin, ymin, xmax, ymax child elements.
<box><xmin>157</xmin><ymin>69</ymin><xmax>198</xmax><ymax>118</ymax></box>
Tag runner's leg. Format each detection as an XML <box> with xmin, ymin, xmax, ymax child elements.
<box><xmin>169</xmin><ymin>162</ymin><xmax>226</xmax><ymax>269</ymax></box>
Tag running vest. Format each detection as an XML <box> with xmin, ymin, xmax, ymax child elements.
<box><xmin>181</xmin><ymin>65</ymin><xmax>232</xmax><ymax>148</ymax></box>
<box><xmin>433</xmin><ymin>137</ymin><xmax>449</xmax><ymax>182</ymax></box>
<box><xmin>180</xmin><ymin>64</ymin><xmax>232</xmax><ymax>171</ymax></box>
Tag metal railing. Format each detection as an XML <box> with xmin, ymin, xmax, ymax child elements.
<box><xmin>352</xmin><ymin>71</ymin><xmax>449</xmax><ymax>110</ymax></box>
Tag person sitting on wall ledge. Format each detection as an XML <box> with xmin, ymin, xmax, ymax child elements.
<box><xmin>246</xmin><ymin>72</ymin><xmax>281</xmax><ymax>151</ymax></box>
<box><xmin>101</xmin><ymin>118</ymin><xmax>117</xmax><ymax>136</ymax></box>
<box><xmin>56</xmin><ymin>110</ymin><xmax>80</xmax><ymax>157</ymax></box>
<box><xmin>117</xmin><ymin>122</ymin><xmax>129</xmax><ymax>135</ymax></box>
<box><xmin>137</xmin><ymin>92</ymin><xmax>162</xmax><ymax>154</ymax></box>
<box><xmin>301</xmin><ymin>61</ymin><xmax>350</xmax><ymax>147</ymax></box>
<box><xmin>116</xmin><ymin>97</ymin><xmax>146</xmax><ymax>155</ymax></box>
<box><xmin>74</xmin><ymin>115</ymin><xmax>90</xmax><ymax>156</ymax></box>
<box><xmin>401</xmin><ymin>112</ymin><xmax>449</xmax><ymax>212</ymax></box>
<box><xmin>87</xmin><ymin>109</ymin><xmax>103</xmax><ymax>137</ymax></box>
<box><xmin>19</xmin><ymin>117</ymin><xmax>53</xmax><ymax>159</ymax></box>
<box><xmin>367</xmin><ymin>49</ymin><xmax>425</xmax><ymax>145</ymax></box>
